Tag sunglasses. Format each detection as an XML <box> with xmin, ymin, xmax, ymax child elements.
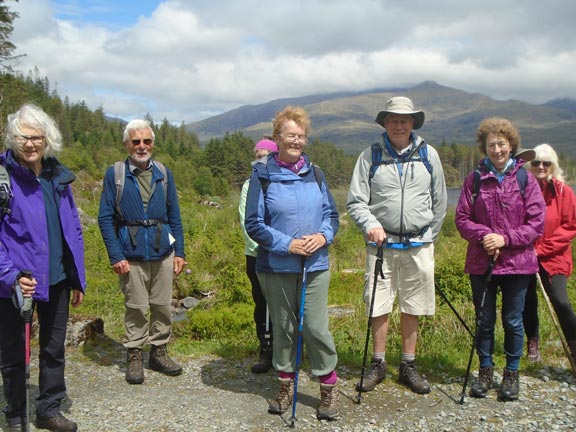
<box><xmin>530</xmin><ymin>160</ymin><xmax>552</xmax><ymax>168</ymax></box>
<box><xmin>131</xmin><ymin>138</ymin><xmax>153</xmax><ymax>145</ymax></box>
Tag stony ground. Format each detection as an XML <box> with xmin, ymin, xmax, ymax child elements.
<box><xmin>1</xmin><ymin>339</ymin><xmax>575</xmax><ymax>432</ymax></box>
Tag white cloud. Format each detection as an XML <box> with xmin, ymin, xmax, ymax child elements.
<box><xmin>8</xmin><ymin>0</ymin><xmax>576</xmax><ymax>124</ymax></box>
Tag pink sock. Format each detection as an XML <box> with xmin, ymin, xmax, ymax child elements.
<box><xmin>278</xmin><ymin>371</ymin><xmax>295</xmax><ymax>380</ymax></box>
<box><xmin>319</xmin><ymin>370</ymin><xmax>337</xmax><ymax>385</ymax></box>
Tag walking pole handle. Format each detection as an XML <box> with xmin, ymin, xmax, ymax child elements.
<box><xmin>16</xmin><ymin>270</ymin><xmax>34</xmax><ymax>322</ymax></box>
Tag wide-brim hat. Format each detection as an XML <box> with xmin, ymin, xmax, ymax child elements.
<box><xmin>375</xmin><ymin>96</ymin><xmax>425</xmax><ymax>130</ymax></box>
<box><xmin>514</xmin><ymin>148</ymin><xmax>535</xmax><ymax>162</ymax></box>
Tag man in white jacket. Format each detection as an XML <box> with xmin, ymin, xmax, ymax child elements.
<box><xmin>347</xmin><ymin>96</ymin><xmax>447</xmax><ymax>394</ymax></box>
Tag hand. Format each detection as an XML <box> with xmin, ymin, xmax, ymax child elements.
<box><xmin>112</xmin><ymin>260</ymin><xmax>130</xmax><ymax>275</ymax></box>
<box><xmin>366</xmin><ymin>227</ymin><xmax>386</xmax><ymax>247</ymax></box>
<box><xmin>481</xmin><ymin>233</ymin><xmax>505</xmax><ymax>254</ymax></box>
<box><xmin>174</xmin><ymin>257</ymin><xmax>186</xmax><ymax>275</ymax></box>
<box><xmin>71</xmin><ymin>289</ymin><xmax>84</xmax><ymax>308</ymax></box>
<box><xmin>288</xmin><ymin>239</ymin><xmax>311</xmax><ymax>256</ymax></box>
<box><xmin>301</xmin><ymin>233</ymin><xmax>327</xmax><ymax>255</ymax></box>
<box><xmin>17</xmin><ymin>275</ymin><xmax>36</xmax><ymax>298</ymax></box>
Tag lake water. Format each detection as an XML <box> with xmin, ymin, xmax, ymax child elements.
<box><xmin>447</xmin><ymin>185</ymin><xmax>576</xmax><ymax>207</ymax></box>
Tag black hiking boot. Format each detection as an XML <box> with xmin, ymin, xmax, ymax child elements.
<box><xmin>470</xmin><ymin>366</ymin><xmax>494</xmax><ymax>398</ymax></box>
<box><xmin>499</xmin><ymin>368</ymin><xmax>519</xmax><ymax>401</ymax></box>
<box><xmin>355</xmin><ymin>357</ymin><xmax>387</xmax><ymax>392</ymax></box>
<box><xmin>126</xmin><ymin>348</ymin><xmax>144</xmax><ymax>384</ymax></box>
<box><xmin>251</xmin><ymin>346</ymin><xmax>273</xmax><ymax>374</ymax></box>
<box><xmin>35</xmin><ymin>413</ymin><xmax>77</xmax><ymax>432</ymax></box>
<box><xmin>149</xmin><ymin>344</ymin><xmax>183</xmax><ymax>376</ymax></box>
<box><xmin>317</xmin><ymin>379</ymin><xmax>339</xmax><ymax>421</ymax></box>
<box><xmin>398</xmin><ymin>360</ymin><xmax>430</xmax><ymax>394</ymax></box>
<box><xmin>268</xmin><ymin>378</ymin><xmax>294</xmax><ymax>414</ymax></box>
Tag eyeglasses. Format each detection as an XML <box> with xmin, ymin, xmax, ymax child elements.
<box><xmin>531</xmin><ymin>160</ymin><xmax>552</xmax><ymax>168</ymax></box>
<box><xmin>131</xmin><ymin>138</ymin><xmax>153</xmax><ymax>145</ymax></box>
<box><xmin>281</xmin><ymin>133</ymin><xmax>307</xmax><ymax>143</ymax></box>
<box><xmin>14</xmin><ymin>135</ymin><xmax>45</xmax><ymax>145</ymax></box>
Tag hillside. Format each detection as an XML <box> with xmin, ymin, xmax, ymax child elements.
<box><xmin>187</xmin><ymin>81</ymin><xmax>576</xmax><ymax>156</ymax></box>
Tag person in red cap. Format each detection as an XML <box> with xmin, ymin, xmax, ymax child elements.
<box><xmin>239</xmin><ymin>138</ymin><xmax>278</xmax><ymax>373</ymax></box>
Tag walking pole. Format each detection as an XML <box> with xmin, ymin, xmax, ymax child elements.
<box><xmin>460</xmin><ymin>257</ymin><xmax>494</xmax><ymax>404</ymax></box>
<box><xmin>536</xmin><ymin>273</ymin><xmax>576</xmax><ymax>374</ymax></box>
<box><xmin>14</xmin><ymin>271</ymin><xmax>33</xmax><ymax>432</ymax></box>
<box><xmin>264</xmin><ymin>306</ymin><xmax>271</xmax><ymax>349</ymax></box>
<box><xmin>356</xmin><ymin>245</ymin><xmax>384</xmax><ymax>404</ymax></box>
<box><xmin>289</xmin><ymin>260</ymin><xmax>308</xmax><ymax>427</ymax></box>
<box><xmin>435</xmin><ymin>282</ymin><xmax>474</xmax><ymax>338</ymax></box>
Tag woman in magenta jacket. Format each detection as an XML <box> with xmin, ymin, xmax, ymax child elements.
<box><xmin>522</xmin><ymin>143</ymin><xmax>576</xmax><ymax>366</ymax></box>
<box><xmin>455</xmin><ymin>117</ymin><xmax>545</xmax><ymax>402</ymax></box>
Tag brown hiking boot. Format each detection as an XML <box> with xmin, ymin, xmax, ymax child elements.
<box><xmin>35</xmin><ymin>413</ymin><xmax>78</xmax><ymax>432</ymax></box>
<box><xmin>399</xmin><ymin>360</ymin><xmax>430</xmax><ymax>394</ymax></box>
<box><xmin>317</xmin><ymin>379</ymin><xmax>339</xmax><ymax>421</ymax></box>
<box><xmin>470</xmin><ymin>366</ymin><xmax>493</xmax><ymax>398</ymax></box>
<box><xmin>355</xmin><ymin>357</ymin><xmax>387</xmax><ymax>392</ymax></box>
<box><xmin>268</xmin><ymin>378</ymin><xmax>294</xmax><ymax>414</ymax></box>
<box><xmin>126</xmin><ymin>348</ymin><xmax>144</xmax><ymax>384</ymax></box>
<box><xmin>251</xmin><ymin>347</ymin><xmax>273</xmax><ymax>374</ymax></box>
<box><xmin>526</xmin><ymin>338</ymin><xmax>541</xmax><ymax>362</ymax></box>
<box><xmin>499</xmin><ymin>368</ymin><xmax>520</xmax><ymax>401</ymax></box>
<box><xmin>149</xmin><ymin>344</ymin><xmax>183</xmax><ymax>376</ymax></box>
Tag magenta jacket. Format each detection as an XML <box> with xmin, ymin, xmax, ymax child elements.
<box><xmin>455</xmin><ymin>159</ymin><xmax>545</xmax><ymax>276</ymax></box>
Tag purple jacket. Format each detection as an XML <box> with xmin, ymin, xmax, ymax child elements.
<box><xmin>0</xmin><ymin>151</ymin><xmax>86</xmax><ymax>302</ymax></box>
<box><xmin>455</xmin><ymin>160</ymin><xmax>545</xmax><ymax>276</ymax></box>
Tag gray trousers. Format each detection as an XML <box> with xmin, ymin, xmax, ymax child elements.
<box><xmin>120</xmin><ymin>252</ymin><xmax>174</xmax><ymax>349</ymax></box>
<box><xmin>258</xmin><ymin>270</ymin><xmax>337</xmax><ymax>376</ymax></box>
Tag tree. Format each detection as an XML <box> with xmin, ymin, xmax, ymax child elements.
<box><xmin>0</xmin><ymin>0</ymin><xmax>19</xmax><ymax>71</ymax></box>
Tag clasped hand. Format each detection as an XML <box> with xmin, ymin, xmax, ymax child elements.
<box><xmin>289</xmin><ymin>233</ymin><xmax>326</xmax><ymax>256</ymax></box>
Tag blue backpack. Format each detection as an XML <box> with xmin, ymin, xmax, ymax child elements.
<box><xmin>471</xmin><ymin>166</ymin><xmax>527</xmax><ymax>206</ymax></box>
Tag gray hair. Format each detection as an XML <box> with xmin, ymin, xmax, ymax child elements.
<box><xmin>4</xmin><ymin>104</ymin><xmax>63</xmax><ymax>157</ymax></box>
<box><xmin>123</xmin><ymin>119</ymin><xmax>155</xmax><ymax>143</ymax></box>
<box><xmin>532</xmin><ymin>143</ymin><xmax>565</xmax><ymax>183</ymax></box>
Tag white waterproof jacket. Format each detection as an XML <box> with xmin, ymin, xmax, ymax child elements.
<box><xmin>346</xmin><ymin>134</ymin><xmax>447</xmax><ymax>243</ymax></box>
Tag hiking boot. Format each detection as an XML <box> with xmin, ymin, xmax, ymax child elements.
<box><xmin>470</xmin><ymin>366</ymin><xmax>494</xmax><ymax>398</ymax></box>
<box><xmin>317</xmin><ymin>379</ymin><xmax>339</xmax><ymax>421</ymax></box>
<box><xmin>268</xmin><ymin>377</ymin><xmax>294</xmax><ymax>414</ymax></box>
<box><xmin>499</xmin><ymin>368</ymin><xmax>520</xmax><ymax>401</ymax></box>
<box><xmin>398</xmin><ymin>360</ymin><xmax>430</xmax><ymax>394</ymax></box>
<box><xmin>126</xmin><ymin>348</ymin><xmax>144</xmax><ymax>384</ymax></box>
<box><xmin>355</xmin><ymin>357</ymin><xmax>386</xmax><ymax>392</ymax></box>
<box><xmin>251</xmin><ymin>347</ymin><xmax>273</xmax><ymax>374</ymax></box>
<box><xmin>149</xmin><ymin>344</ymin><xmax>183</xmax><ymax>376</ymax></box>
<box><xmin>527</xmin><ymin>338</ymin><xmax>541</xmax><ymax>362</ymax></box>
<box><xmin>35</xmin><ymin>413</ymin><xmax>77</xmax><ymax>432</ymax></box>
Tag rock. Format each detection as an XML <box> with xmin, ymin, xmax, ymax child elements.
<box><xmin>65</xmin><ymin>314</ymin><xmax>105</xmax><ymax>346</ymax></box>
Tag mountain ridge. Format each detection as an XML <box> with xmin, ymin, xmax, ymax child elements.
<box><xmin>187</xmin><ymin>81</ymin><xmax>576</xmax><ymax>156</ymax></box>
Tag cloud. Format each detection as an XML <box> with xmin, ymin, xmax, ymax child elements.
<box><xmin>8</xmin><ymin>0</ymin><xmax>576</xmax><ymax>124</ymax></box>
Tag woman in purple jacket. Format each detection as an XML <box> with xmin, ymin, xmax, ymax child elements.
<box><xmin>455</xmin><ymin>117</ymin><xmax>545</xmax><ymax>402</ymax></box>
<box><xmin>0</xmin><ymin>104</ymin><xmax>86</xmax><ymax>432</ymax></box>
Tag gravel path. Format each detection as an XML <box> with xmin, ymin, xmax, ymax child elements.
<box><xmin>2</xmin><ymin>342</ymin><xmax>575</xmax><ymax>432</ymax></box>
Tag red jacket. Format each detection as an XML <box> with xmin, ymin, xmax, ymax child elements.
<box><xmin>536</xmin><ymin>178</ymin><xmax>576</xmax><ymax>277</ymax></box>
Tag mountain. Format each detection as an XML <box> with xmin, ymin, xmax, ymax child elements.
<box><xmin>187</xmin><ymin>81</ymin><xmax>576</xmax><ymax>156</ymax></box>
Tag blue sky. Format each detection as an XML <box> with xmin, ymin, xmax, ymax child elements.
<box><xmin>7</xmin><ymin>0</ymin><xmax>576</xmax><ymax>124</ymax></box>
<box><xmin>51</xmin><ymin>0</ymin><xmax>161</xmax><ymax>29</ymax></box>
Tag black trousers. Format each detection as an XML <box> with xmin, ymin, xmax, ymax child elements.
<box><xmin>245</xmin><ymin>255</ymin><xmax>272</xmax><ymax>348</ymax></box>
<box><xmin>0</xmin><ymin>280</ymin><xmax>71</xmax><ymax>425</ymax></box>
<box><xmin>523</xmin><ymin>267</ymin><xmax>576</xmax><ymax>342</ymax></box>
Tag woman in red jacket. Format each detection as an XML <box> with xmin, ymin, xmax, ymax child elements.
<box><xmin>523</xmin><ymin>143</ymin><xmax>576</xmax><ymax>366</ymax></box>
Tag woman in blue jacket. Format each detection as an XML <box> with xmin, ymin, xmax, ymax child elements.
<box><xmin>0</xmin><ymin>104</ymin><xmax>86</xmax><ymax>432</ymax></box>
<box><xmin>245</xmin><ymin>106</ymin><xmax>340</xmax><ymax>421</ymax></box>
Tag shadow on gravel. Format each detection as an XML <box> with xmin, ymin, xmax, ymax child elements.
<box><xmin>199</xmin><ymin>357</ymin><xmax>324</xmax><ymax>412</ymax></box>
<box><xmin>78</xmin><ymin>334</ymin><xmax>125</xmax><ymax>369</ymax></box>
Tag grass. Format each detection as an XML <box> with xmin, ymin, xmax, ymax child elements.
<box><xmin>74</xmin><ymin>187</ymin><xmax>576</xmax><ymax>378</ymax></box>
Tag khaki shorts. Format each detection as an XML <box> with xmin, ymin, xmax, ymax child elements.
<box><xmin>363</xmin><ymin>243</ymin><xmax>435</xmax><ymax>317</ymax></box>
